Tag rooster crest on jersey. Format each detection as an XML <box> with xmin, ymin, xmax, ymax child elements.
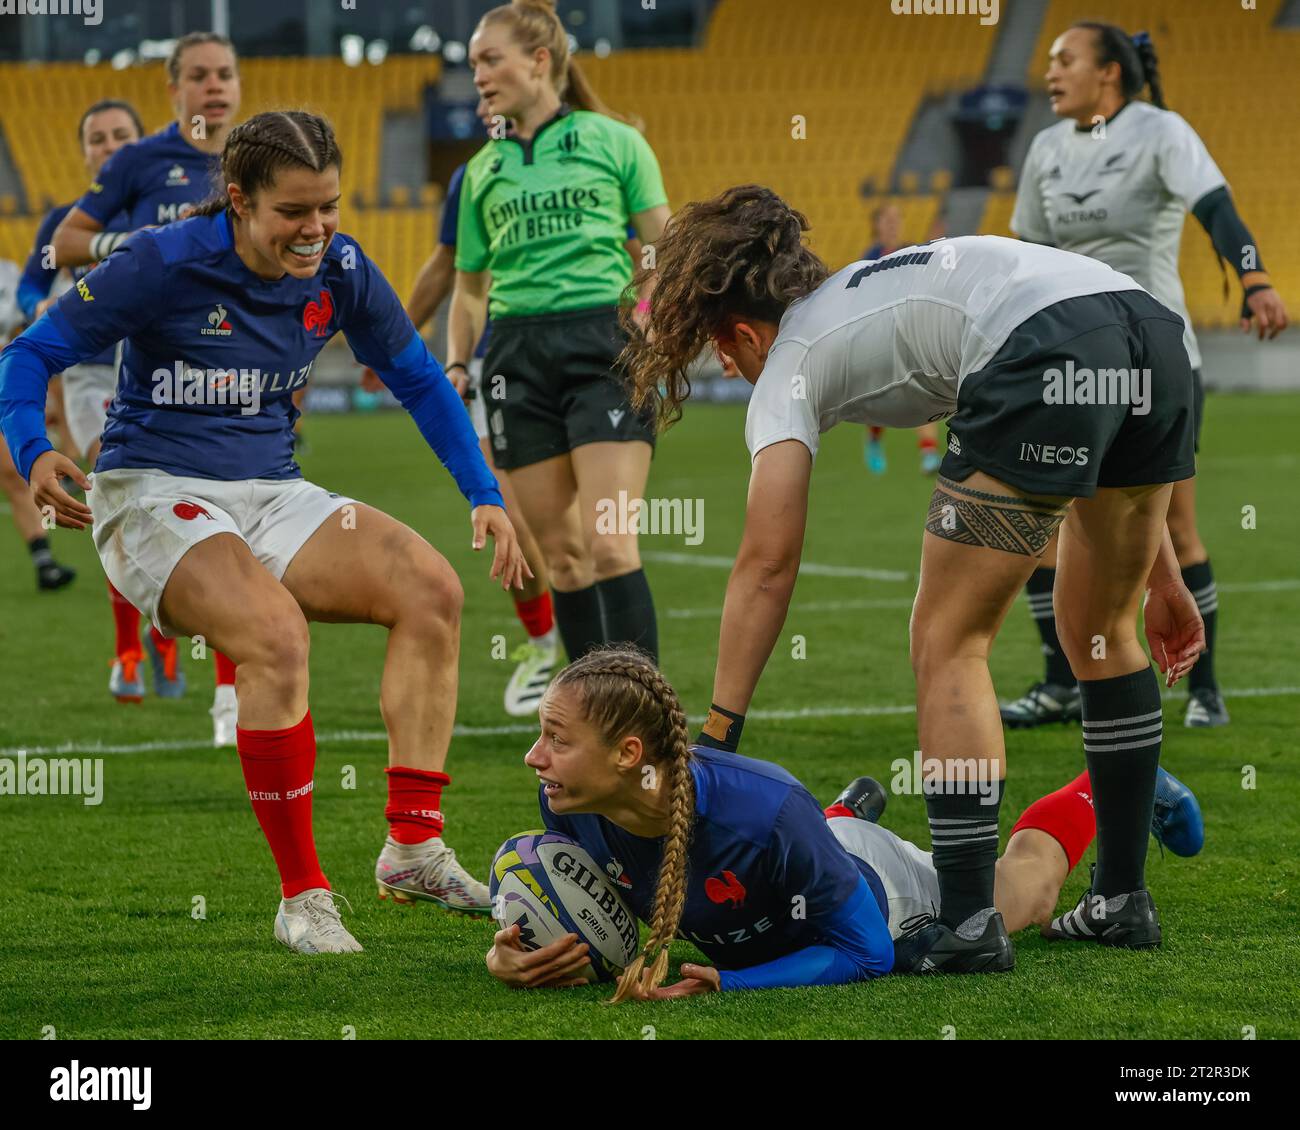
<box><xmin>303</xmin><ymin>290</ymin><xmax>334</xmax><ymax>337</ymax></box>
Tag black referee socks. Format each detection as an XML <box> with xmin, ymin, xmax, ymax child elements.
<box><xmin>552</xmin><ymin>584</ymin><xmax>605</xmax><ymax>662</ymax></box>
<box><xmin>925</xmin><ymin>776</ymin><xmax>1004</xmax><ymax>934</ymax></box>
<box><xmin>1079</xmin><ymin>666</ymin><xmax>1163</xmax><ymax>897</ymax></box>
<box><xmin>552</xmin><ymin>570</ymin><xmax>659</xmax><ymax>664</ymax></box>
<box><xmin>596</xmin><ymin>568</ymin><xmax>659</xmax><ymax>664</ymax></box>
<box><xmin>1025</xmin><ymin>566</ymin><xmax>1075</xmax><ymax>687</ymax></box>
<box><xmin>1181</xmin><ymin>560</ymin><xmax>1219</xmax><ymax>693</ymax></box>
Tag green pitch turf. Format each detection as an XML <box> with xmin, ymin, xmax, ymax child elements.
<box><xmin>1</xmin><ymin>393</ymin><xmax>1296</xmax><ymax>1040</ymax></box>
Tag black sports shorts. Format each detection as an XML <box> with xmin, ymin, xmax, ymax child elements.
<box><xmin>479</xmin><ymin>304</ymin><xmax>655</xmax><ymax>470</ymax></box>
<box><xmin>940</xmin><ymin>290</ymin><xmax>1197</xmax><ymax>498</ymax></box>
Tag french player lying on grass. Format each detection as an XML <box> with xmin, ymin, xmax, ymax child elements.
<box><xmin>619</xmin><ymin>186</ymin><xmax>1207</xmax><ymax>974</ymax></box>
<box><xmin>484</xmin><ymin>648</ymin><xmax>1204</xmax><ymax>999</ymax></box>
<box><xmin>0</xmin><ymin>109</ymin><xmax>529</xmax><ymax>954</ymax></box>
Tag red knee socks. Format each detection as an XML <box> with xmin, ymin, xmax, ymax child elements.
<box><xmin>384</xmin><ymin>766</ymin><xmax>449</xmax><ymax>844</ymax></box>
<box><xmin>236</xmin><ymin>711</ymin><xmax>328</xmax><ymax>897</ymax></box>
<box><xmin>1011</xmin><ymin>770</ymin><xmax>1097</xmax><ymax>872</ymax></box>
<box><xmin>214</xmin><ymin>651</ymin><xmax>237</xmax><ymax>685</ymax></box>
<box><xmin>514</xmin><ymin>592</ymin><xmax>554</xmax><ymax>640</ymax></box>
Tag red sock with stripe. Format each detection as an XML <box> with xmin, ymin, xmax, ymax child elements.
<box><xmin>1010</xmin><ymin>769</ymin><xmax>1096</xmax><ymax>872</ymax></box>
<box><xmin>385</xmin><ymin>766</ymin><xmax>449</xmax><ymax>844</ymax></box>
<box><xmin>514</xmin><ymin>591</ymin><xmax>554</xmax><ymax>640</ymax></box>
<box><xmin>236</xmin><ymin>711</ymin><xmax>328</xmax><ymax>897</ymax></box>
<box><xmin>107</xmin><ymin>580</ymin><xmax>141</xmax><ymax>657</ymax></box>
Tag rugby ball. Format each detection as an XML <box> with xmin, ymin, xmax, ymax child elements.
<box><xmin>490</xmin><ymin>831</ymin><xmax>640</xmax><ymax>982</ymax></box>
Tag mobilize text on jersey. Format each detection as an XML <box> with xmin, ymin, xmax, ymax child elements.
<box><xmin>151</xmin><ymin>360</ymin><xmax>315</xmax><ymax>416</ymax></box>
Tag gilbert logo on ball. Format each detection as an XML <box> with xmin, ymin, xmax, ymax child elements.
<box><xmin>490</xmin><ymin>831</ymin><xmax>640</xmax><ymax>981</ymax></box>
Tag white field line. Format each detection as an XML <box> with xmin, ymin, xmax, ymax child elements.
<box><xmin>644</xmin><ymin>550</ymin><xmax>1300</xmax><ymax>594</ymax></box>
<box><xmin>4</xmin><ymin>685</ymin><xmax>1298</xmax><ymax>757</ymax></box>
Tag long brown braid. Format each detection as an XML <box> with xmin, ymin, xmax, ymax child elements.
<box><xmin>550</xmin><ymin>647</ymin><xmax>695</xmax><ymax>1003</ymax></box>
<box><xmin>617</xmin><ymin>184</ymin><xmax>829</xmax><ymax>431</ymax></box>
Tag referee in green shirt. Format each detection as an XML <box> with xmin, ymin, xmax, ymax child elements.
<box><xmin>450</xmin><ymin>0</ymin><xmax>670</xmax><ymax>663</ymax></box>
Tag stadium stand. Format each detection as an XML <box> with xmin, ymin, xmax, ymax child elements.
<box><xmin>982</xmin><ymin>0</ymin><xmax>1299</xmax><ymax>329</ymax></box>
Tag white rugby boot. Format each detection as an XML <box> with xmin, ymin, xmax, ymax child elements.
<box><xmin>375</xmin><ymin>835</ymin><xmax>492</xmax><ymax>914</ymax></box>
<box><xmin>503</xmin><ymin>632</ymin><xmax>558</xmax><ymax>717</ymax></box>
<box><xmin>274</xmin><ymin>888</ymin><xmax>363</xmax><ymax>954</ymax></box>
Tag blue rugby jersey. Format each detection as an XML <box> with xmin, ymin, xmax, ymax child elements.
<box><xmin>18</xmin><ymin>202</ymin><xmax>130</xmax><ymax>367</ymax></box>
<box><xmin>541</xmin><ymin>746</ymin><xmax>894</xmax><ymax>991</ymax></box>
<box><xmin>0</xmin><ymin>211</ymin><xmax>502</xmax><ymax>508</ymax></box>
<box><xmin>76</xmin><ymin>121</ymin><xmax>218</xmax><ymax>230</ymax></box>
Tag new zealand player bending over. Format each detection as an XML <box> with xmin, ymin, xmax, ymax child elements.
<box><xmin>0</xmin><ymin>111</ymin><xmax>527</xmax><ymax>954</ymax></box>
<box><xmin>485</xmin><ymin>648</ymin><xmax>1202</xmax><ymax>999</ymax></box>
<box><xmin>619</xmin><ymin>186</ymin><xmax>1206</xmax><ymax>974</ymax></box>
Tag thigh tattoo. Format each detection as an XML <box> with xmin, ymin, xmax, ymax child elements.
<box><xmin>926</xmin><ymin>476</ymin><xmax>1070</xmax><ymax>557</ymax></box>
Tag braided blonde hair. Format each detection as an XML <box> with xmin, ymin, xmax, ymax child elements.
<box><xmin>550</xmin><ymin>646</ymin><xmax>695</xmax><ymax>1003</ymax></box>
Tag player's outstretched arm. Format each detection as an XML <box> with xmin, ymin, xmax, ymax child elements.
<box><xmin>708</xmin><ymin>440</ymin><xmax>812</xmax><ymax>726</ymax></box>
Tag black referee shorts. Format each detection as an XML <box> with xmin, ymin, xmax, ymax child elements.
<box><xmin>940</xmin><ymin>290</ymin><xmax>1197</xmax><ymax>498</ymax></box>
<box><xmin>479</xmin><ymin>304</ymin><xmax>655</xmax><ymax>470</ymax></box>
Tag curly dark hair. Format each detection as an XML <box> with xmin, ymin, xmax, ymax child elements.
<box><xmin>618</xmin><ymin>184</ymin><xmax>829</xmax><ymax>430</ymax></box>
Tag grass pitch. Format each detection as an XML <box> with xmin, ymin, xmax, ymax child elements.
<box><xmin>1</xmin><ymin>393</ymin><xmax>1297</xmax><ymax>1040</ymax></box>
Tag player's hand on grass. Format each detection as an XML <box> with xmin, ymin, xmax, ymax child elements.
<box><xmin>359</xmin><ymin>367</ymin><xmax>384</xmax><ymax>393</ymax></box>
<box><xmin>471</xmin><ymin>504</ymin><xmax>532</xmax><ymax>591</ymax></box>
<box><xmin>643</xmin><ymin>963</ymin><xmax>721</xmax><ymax>999</ymax></box>
<box><xmin>1144</xmin><ymin>580</ymin><xmax>1205</xmax><ymax>688</ymax></box>
<box><xmin>29</xmin><ymin>450</ymin><xmax>92</xmax><ymax>530</ymax></box>
<box><xmin>485</xmin><ymin>924</ymin><xmax>592</xmax><ymax>989</ymax></box>
<box><xmin>1240</xmin><ymin>285</ymin><xmax>1288</xmax><ymax>340</ymax></box>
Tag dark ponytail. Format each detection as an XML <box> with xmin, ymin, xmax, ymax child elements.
<box><xmin>190</xmin><ymin>109</ymin><xmax>342</xmax><ymax>218</ymax></box>
<box><xmin>1073</xmin><ymin>22</ymin><xmax>1167</xmax><ymax>110</ymax></box>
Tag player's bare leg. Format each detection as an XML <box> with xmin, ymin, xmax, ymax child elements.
<box><xmin>1044</xmin><ymin>482</ymin><xmax>1174</xmax><ymax>947</ymax></box>
<box><xmin>994</xmin><ymin>829</ymin><xmax>1070</xmax><ymax>933</ymax></box>
<box><xmin>488</xmin><ymin>437</ymin><xmax>558</xmax><ymax>716</ymax></box>
<box><xmin>508</xmin><ymin>452</ymin><xmax>601</xmax><ymax>660</ymax></box>
<box><xmin>161</xmin><ymin>533</ymin><xmax>359</xmax><ymax>953</ymax></box>
<box><xmin>900</xmin><ymin>471</ymin><xmax>1071</xmax><ymax>971</ymax></box>
<box><xmin>279</xmin><ymin>503</ymin><xmax>490</xmax><ymax>914</ymax></box>
<box><xmin>573</xmin><ymin>439</ymin><xmax>657</xmax><ymax>660</ymax></box>
<box><xmin>1166</xmin><ymin>476</ymin><xmax>1226</xmax><ymax>725</ymax></box>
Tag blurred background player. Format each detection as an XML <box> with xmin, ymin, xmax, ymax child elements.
<box><xmin>1003</xmin><ymin>22</ymin><xmax>1288</xmax><ymax>731</ymax></box>
<box><xmin>0</xmin><ymin>257</ymin><xmax>76</xmax><ymax>592</ymax></box>
<box><xmin>50</xmin><ymin>32</ymin><xmax>245</xmax><ymax>739</ymax></box>
<box><xmin>19</xmin><ymin>99</ymin><xmax>154</xmax><ymax>699</ymax></box>
<box><xmin>486</xmin><ymin>648</ymin><xmax>1203</xmax><ymax>996</ymax></box>
<box><xmin>448</xmin><ymin>0</ymin><xmax>671</xmax><ymax>665</ymax></box>
<box><xmin>861</xmin><ymin>202</ymin><xmax>942</xmax><ymax>476</ymax></box>
<box><xmin>1</xmin><ymin>110</ymin><xmax>527</xmax><ymax>952</ymax></box>
<box><xmin>366</xmin><ymin>97</ymin><xmax>559</xmax><ymax>718</ymax></box>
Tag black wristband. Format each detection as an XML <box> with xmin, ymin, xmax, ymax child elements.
<box><xmin>695</xmin><ymin>703</ymin><xmax>745</xmax><ymax>753</ymax></box>
<box><xmin>1241</xmin><ymin>283</ymin><xmax>1272</xmax><ymax>320</ymax></box>
<box><xmin>445</xmin><ymin>362</ymin><xmax>468</xmax><ymax>375</ymax></box>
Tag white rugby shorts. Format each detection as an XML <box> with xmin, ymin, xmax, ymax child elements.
<box><xmin>89</xmin><ymin>467</ymin><xmax>353</xmax><ymax>635</ymax></box>
<box><xmin>828</xmin><ymin>816</ymin><xmax>941</xmax><ymax>939</ymax></box>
